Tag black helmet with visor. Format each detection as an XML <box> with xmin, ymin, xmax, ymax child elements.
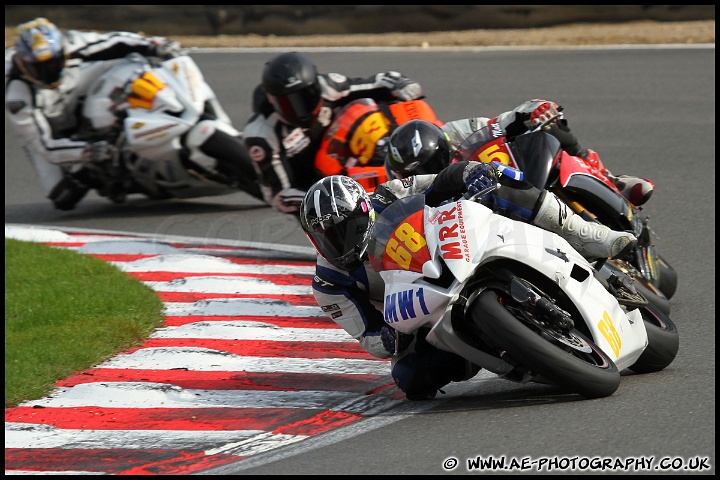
<box><xmin>300</xmin><ymin>175</ymin><xmax>376</xmax><ymax>271</ymax></box>
<box><xmin>262</xmin><ymin>52</ymin><xmax>323</xmax><ymax>128</ymax></box>
<box><xmin>386</xmin><ymin>120</ymin><xmax>451</xmax><ymax>179</ymax></box>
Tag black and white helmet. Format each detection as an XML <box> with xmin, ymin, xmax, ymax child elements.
<box><xmin>300</xmin><ymin>175</ymin><xmax>375</xmax><ymax>270</ymax></box>
<box><xmin>262</xmin><ymin>52</ymin><xmax>323</xmax><ymax>128</ymax></box>
<box><xmin>386</xmin><ymin>120</ymin><xmax>451</xmax><ymax>179</ymax></box>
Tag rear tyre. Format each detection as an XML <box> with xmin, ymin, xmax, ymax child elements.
<box><xmin>471</xmin><ymin>289</ymin><xmax>620</xmax><ymax>399</ymax></box>
<box><xmin>658</xmin><ymin>255</ymin><xmax>678</xmax><ymax>300</ymax></box>
<box><xmin>628</xmin><ymin>302</ymin><xmax>679</xmax><ymax>374</ymax></box>
<box><xmin>633</xmin><ymin>281</ymin><xmax>671</xmax><ymax>315</ymax></box>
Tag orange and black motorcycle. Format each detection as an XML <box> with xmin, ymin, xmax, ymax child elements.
<box><xmin>314</xmin><ymin>98</ymin><xmax>444</xmax><ymax>192</ymax></box>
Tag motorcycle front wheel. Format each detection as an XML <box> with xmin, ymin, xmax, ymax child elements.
<box><xmin>627</xmin><ymin>302</ymin><xmax>680</xmax><ymax>374</ymax></box>
<box><xmin>471</xmin><ymin>289</ymin><xmax>620</xmax><ymax>399</ymax></box>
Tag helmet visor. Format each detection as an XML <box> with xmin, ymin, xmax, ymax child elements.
<box><xmin>396</xmin><ymin>150</ymin><xmax>448</xmax><ymax>178</ymax></box>
<box><xmin>18</xmin><ymin>53</ymin><xmax>65</xmax><ymax>87</ymax></box>
<box><xmin>306</xmin><ymin>213</ymin><xmax>372</xmax><ymax>270</ymax></box>
<box><xmin>268</xmin><ymin>85</ymin><xmax>322</xmax><ymax>127</ymax></box>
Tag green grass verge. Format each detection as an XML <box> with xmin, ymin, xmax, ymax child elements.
<box><xmin>4</xmin><ymin>238</ymin><xmax>166</xmax><ymax>408</ymax></box>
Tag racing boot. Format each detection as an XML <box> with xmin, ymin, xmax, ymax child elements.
<box><xmin>533</xmin><ymin>191</ymin><xmax>637</xmax><ymax>260</ymax></box>
<box><xmin>48</xmin><ymin>175</ymin><xmax>89</xmax><ymax>211</ymax></box>
<box><xmin>605</xmin><ymin>172</ymin><xmax>655</xmax><ymax>206</ymax></box>
<box><xmin>582</xmin><ymin>149</ymin><xmax>655</xmax><ymax>206</ymax></box>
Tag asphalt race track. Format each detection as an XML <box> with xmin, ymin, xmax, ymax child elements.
<box><xmin>4</xmin><ymin>45</ymin><xmax>715</xmax><ymax>475</ymax></box>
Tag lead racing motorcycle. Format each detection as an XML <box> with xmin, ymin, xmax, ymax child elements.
<box><xmin>451</xmin><ymin>126</ymin><xmax>678</xmax><ymax>313</ymax></box>
<box><xmin>73</xmin><ymin>52</ymin><xmax>262</xmax><ymax>204</ymax></box>
<box><xmin>368</xmin><ymin>179</ymin><xmax>679</xmax><ymax>399</ymax></box>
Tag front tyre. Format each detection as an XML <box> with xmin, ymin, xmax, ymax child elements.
<box><xmin>628</xmin><ymin>302</ymin><xmax>679</xmax><ymax>374</ymax></box>
<box><xmin>471</xmin><ymin>289</ymin><xmax>620</xmax><ymax>399</ymax></box>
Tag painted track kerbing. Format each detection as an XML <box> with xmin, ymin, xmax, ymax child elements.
<box><xmin>4</xmin><ymin>224</ymin><xmax>403</xmax><ymax>475</ymax></box>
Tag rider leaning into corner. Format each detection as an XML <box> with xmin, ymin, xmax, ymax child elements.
<box><xmin>298</xmin><ymin>137</ymin><xmax>638</xmax><ymax>400</ymax></box>
<box><xmin>4</xmin><ymin>17</ymin><xmax>183</xmax><ymax>210</ymax></box>
<box><xmin>386</xmin><ymin>100</ymin><xmax>655</xmax><ymax>207</ymax></box>
<box><xmin>242</xmin><ymin>51</ymin><xmax>424</xmax><ymax>218</ymax></box>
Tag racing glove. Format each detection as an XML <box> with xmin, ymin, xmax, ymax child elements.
<box><xmin>521</xmin><ymin>99</ymin><xmax>563</xmax><ymax>130</ymax></box>
<box><xmin>273</xmin><ymin>187</ymin><xmax>306</xmax><ymax>214</ymax></box>
<box><xmin>378</xmin><ymin>72</ymin><xmax>423</xmax><ymax>101</ymax></box>
<box><xmin>463</xmin><ymin>162</ymin><xmax>497</xmax><ymax>198</ymax></box>
<box><xmin>381</xmin><ymin>325</ymin><xmax>414</xmax><ymax>355</ymax></box>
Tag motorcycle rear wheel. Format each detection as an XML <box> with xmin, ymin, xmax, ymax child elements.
<box><xmin>471</xmin><ymin>289</ymin><xmax>620</xmax><ymax>399</ymax></box>
<box><xmin>627</xmin><ymin>302</ymin><xmax>680</xmax><ymax>374</ymax></box>
<box><xmin>657</xmin><ymin>255</ymin><xmax>678</xmax><ymax>300</ymax></box>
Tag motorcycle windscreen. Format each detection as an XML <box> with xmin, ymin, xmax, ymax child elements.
<box><xmin>451</xmin><ymin>122</ymin><xmax>519</xmax><ymax>168</ymax></box>
<box><xmin>510</xmin><ymin>131</ymin><xmax>561</xmax><ymax>188</ymax></box>
<box><xmin>369</xmin><ymin>195</ymin><xmax>432</xmax><ymax>274</ymax></box>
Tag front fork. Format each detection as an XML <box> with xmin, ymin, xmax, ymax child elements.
<box><xmin>509</xmin><ymin>277</ymin><xmax>574</xmax><ymax>330</ymax></box>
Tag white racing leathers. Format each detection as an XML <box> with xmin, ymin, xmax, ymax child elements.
<box><xmin>5</xmin><ymin>29</ymin><xmax>172</xmax><ymax>197</ymax></box>
<box><xmin>5</xmin><ymin>61</ymin><xmax>115</xmax><ymax>195</ymax></box>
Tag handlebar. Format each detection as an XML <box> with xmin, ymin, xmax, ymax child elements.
<box><xmin>463</xmin><ymin>183</ymin><xmax>500</xmax><ymax>202</ymax></box>
<box><xmin>462</xmin><ymin>161</ymin><xmax>523</xmax><ymax>202</ymax></box>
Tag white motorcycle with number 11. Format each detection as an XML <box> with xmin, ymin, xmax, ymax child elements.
<box><xmin>368</xmin><ymin>178</ymin><xmax>678</xmax><ymax>398</ymax></box>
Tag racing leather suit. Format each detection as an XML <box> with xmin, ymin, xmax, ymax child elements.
<box><xmin>4</xmin><ymin>29</ymin><xmax>179</xmax><ymax>206</ymax></box>
<box><xmin>441</xmin><ymin>98</ymin><xmax>587</xmax><ymax>156</ymax></box>
<box><xmin>442</xmin><ymin>99</ymin><xmax>654</xmax><ymax>205</ymax></box>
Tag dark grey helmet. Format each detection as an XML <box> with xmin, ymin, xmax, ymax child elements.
<box><xmin>386</xmin><ymin>120</ymin><xmax>451</xmax><ymax>179</ymax></box>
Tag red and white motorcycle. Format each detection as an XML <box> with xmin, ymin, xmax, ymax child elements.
<box><xmin>452</xmin><ymin>126</ymin><xmax>677</xmax><ymax>313</ymax></box>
